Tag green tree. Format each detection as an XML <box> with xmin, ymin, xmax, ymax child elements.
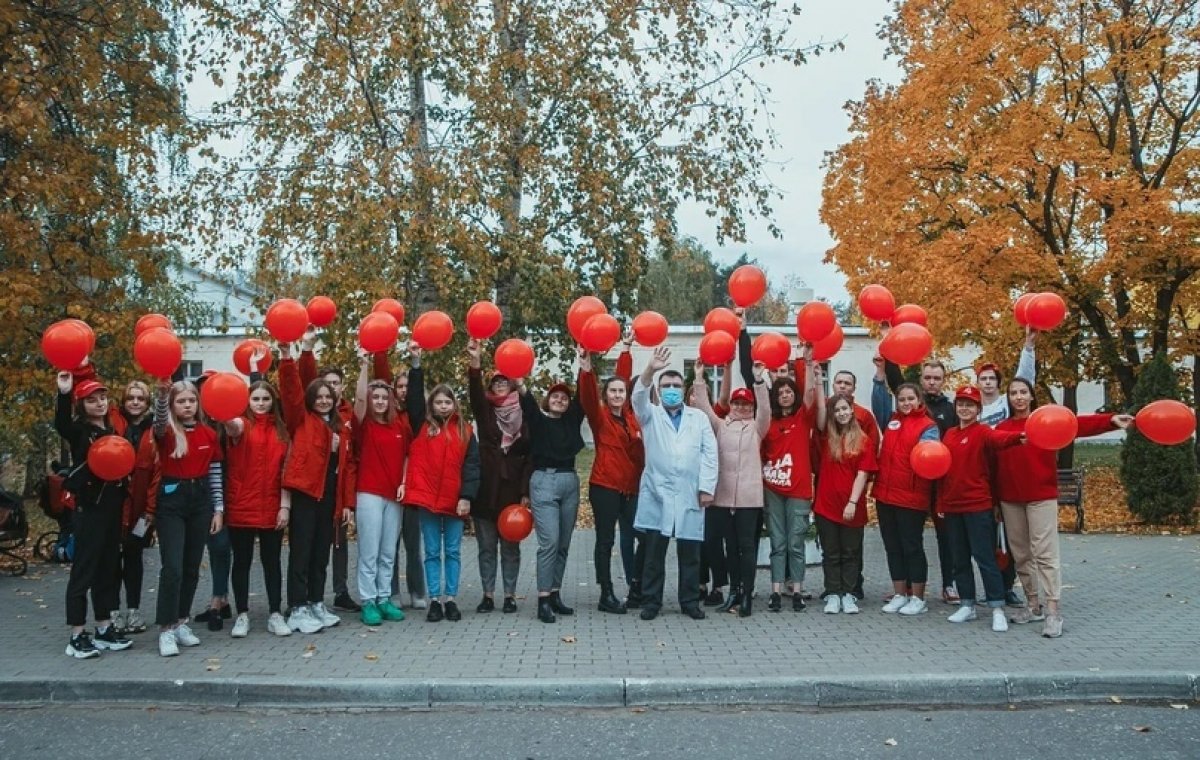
<box><xmin>1119</xmin><ymin>354</ymin><xmax>1197</xmax><ymax>525</ymax></box>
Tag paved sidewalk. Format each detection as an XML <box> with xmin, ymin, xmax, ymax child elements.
<box><xmin>2</xmin><ymin>529</ymin><xmax>1198</xmax><ymax>707</ymax></box>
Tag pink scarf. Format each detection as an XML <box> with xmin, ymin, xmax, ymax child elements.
<box><xmin>486</xmin><ymin>391</ymin><xmax>523</xmax><ymax>452</ymax></box>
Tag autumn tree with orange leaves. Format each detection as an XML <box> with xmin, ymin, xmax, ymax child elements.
<box><xmin>822</xmin><ymin>0</ymin><xmax>1200</xmax><ymax>409</ymax></box>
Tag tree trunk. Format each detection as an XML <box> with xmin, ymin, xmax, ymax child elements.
<box><xmin>492</xmin><ymin>0</ymin><xmax>530</xmax><ymax>323</ymax></box>
<box><xmin>404</xmin><ymin>0</ymin><xmax>439</xmax><ymax>311</ymax></box>
<box><xmin>1056</xmin><ymin>382</ymin><xmax>1078</xmax><ymax>469</ymax></box>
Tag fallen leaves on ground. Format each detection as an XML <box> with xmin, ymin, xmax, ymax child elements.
<box><xmin>884</xmin><ymin>738</ymin><xmax>898</xmax><ymax>747</ymax></box>
<box><xmin>302</xmin><ymin>643</ymin><xmax>316</xmax><ymax>658</ymax></box>
<box><xmin>364</xmin><ymin>652</ymin><xmax>379</xmax><ymax>661</ymax></box>
<box><xmin>560</xmin><ymin>635</ymin><xmax>577</xmax><ymax>644</ymax></box>
<box><xmin>205</xmin><ymin>658</ymin><xmax>221</xmax><ymax>672</ymax></box>
<box><xmin>1131</xmin><ymin>725</ymin><xmax>1152</xmax><ymax>733</ymax></box>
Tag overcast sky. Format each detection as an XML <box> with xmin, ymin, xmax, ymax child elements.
<box><xmin>675</xmin><ymin>1</ymin><xmax>899</xmax><ymax>302</ymax></box>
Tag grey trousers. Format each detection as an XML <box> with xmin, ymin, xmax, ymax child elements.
<box><xmin>475</xmin><ymin>517</ymin><xmax>520</xmax><ymax>596</ymax></box>
<box><xmin>765</xmin><ymin>490</ymin><xmax>811</xmax><ymax>586</ymax></box>
<box><xmin>530</xmin><ymin>470</ymin><xmax>580</xmax><ymax>593</ymax></box>
<box><xmin>390</xmin><ymin>505</ymin><xmax>428</xmax><ymax>600</ymax></box>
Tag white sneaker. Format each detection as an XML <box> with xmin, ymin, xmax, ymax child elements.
<box><xmin>158</xmin><ymin>631</ymin><xmax>179</xmax><ymax>657</ymax></box>
<box><xmin>312</xmin><ymin>602</ymin><xmax>340</xmax><ymax>628</ymax></box>
<box><xmin>110</xmin><ymin>610</ymin><xmax>125</xmax><ymax>633</ymax></box>
<box><xmin>231</xmin><ymin>613</ymin><xmax>250</xmax><ymax>638</ymax></box>
<box><xmin>411</xmin><ymin>596</ymin><xmax>428</xmax><ymax>610</ymax></box>
<box><xmin>823</xmin><ymin>595</ymin><xmax>841</xmax><ymax>614</ymax></box>
<box><xmin>898</xmin><ymin>596</ymin><xmax>928</xmax><ymax>616</ymax></box>
<box><xmin>882</xmin><ymin>594</ymin><xmax>908</xmax><ymax>613</ymax></box>
<box><xmin>267</xmin><ymin>612</ymin><xmax>292</xmax><ymax>637</ymax></box>
<box><xmin>992</xmin><ymin>608</ymin><xmax>1009</xmax><ymax>632</ymax></box>
<box><xmin>948</xmin><ymin>605</ymin><xmax>978</xmax><ymax>623</ymax></box>
<box><xmin>287</xmin><ymin>605</ymin><xmax>323</xmax><ymax>634</ymax></box>
<box><xmin>841</xmin><ymin>594</ymin><xmax>860</xmax><ymax>614</ymax></box>
<box><xmin>174</xmin><ymin>623</ymin><xmax>200</xmax><ymax>647</ymax></box>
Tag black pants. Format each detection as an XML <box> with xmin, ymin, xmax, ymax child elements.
<box><xmin>641</xmin><ymin>531</ymin><xmax>701</xmax><ymax>612</ymax></box>
<box><xmin>701</xmin><ymin>506</ymin><xmax>729</xmax><ymax>589</ymax></box>
<box><xmin>816</xmin><ymin>515</ymin><xmax>864</xmax><ymax>596</ymax></box>
<box><xmin>711</xmin><ymin>507</ymin><xmax>760</xmax><ymax>593</ymax></box>
<box><xmin>332</xmin><ymin>522</ymin><xmax>349</xmax><ymax>596</ymax></box>
<box><xmin>589</xmin><ymin>484</ymin><xmax>638</xmax><ymax>587</ymax></box>
<box><xmin>154</xmin><ymin>478</ymin><xmax>212</xmax><ymax>627</ymax></box>
<box><xmin>947</xmin><ymin>511</ymin><xmax>1004</xmax><ymax>606</ymax></box>
<box><xmin>390</xmin><ymin>505</ymin><xmax>427</xmax><ymax>598</ymax></box>
<box><xmin>118</xmin><ymin>532</ymin><xmax>147</xmax><ymax>610</ymax></box>
<box><xmin>933</xmin><ymin>514</ymin><xmax>956</xmax><ymax>589</ymax></box>
<box><xmin>288</xmin><ymin>489</ymin><xmax>335</xmax><ymax>607</ymax></box>
<box><xmin>65</xmin><ymin>495</ymin><xmax>122</xmax><ymax>626</ymax></box>
<box><xmin>229</xmin><ymin>526</ymin><xmax>284</xmax><ymax>614</ymax></box>
<box><xmin>876</xmin><ymin>502</ymin><xmax>928</xmax><ymax>585</ymax></box>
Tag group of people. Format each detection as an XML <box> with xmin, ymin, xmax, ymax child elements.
<box><xmin>54</xmin><ymin>311</ymin><xmax>1125</xmax><ymax>659</ymax></box>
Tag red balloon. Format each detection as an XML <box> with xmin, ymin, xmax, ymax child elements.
<box><xmin>135</xmin><ymin>313</ymin><xmax>173</xmax><ymax>337</ymax></box>
<box><xmin>497</xmin><ymin>503</ymin><xmax>534</xmax><ymax>542</ymax></box>
<box><xmin>857</xmin><ymin>285</ymin><xmax>896</xmax><ymax>322</ymax></box>
<box><xmin>1135</xmin><ymin>399</ymin><xmax>1196</xmax><ymax>446</ymax></box>
<box><xmin>703</xmin><ymin>307</ymin><xmax>741</xmax><ymax>337</ymax></box>
<box><xmin>133</xmin><ymin>327</ymin><xmax>182</xmax><ymax>378</ymax></box>
<box><xmin>879</xmin><ymin>323</ymin><xmax>933</xmax><ymax>366</ymax></box>
<box><xmin>64</xmin><ymin>318</ymin><xmax>96</xmax><ymax>353</ymax></box>
<box><xmin>812</xmin><ymin>323</ymin><xmax>844</xmax><ymax>362</ymax></box>
<box><xmin>910</xmin><ymin>440</ymin><xmax>952</xmax><ymax>480</ymax></box>
<box><xmin>87</xmin><ymin>435</ymin><xmax>136</xmax><ymax>481</ymax></box>
<box><xmin>372</xmin><ymin>298</ymin><xmax>406</xmax><ymax>326</ymax></box>
<box><xmin>797</xmin><ymin>301</ymin><xmax>836</xmax><ymax>343</ymax></box>
<box><xmin>41</xmin><ymin>320</ymin><xmax>92</xmax><ymax>370</ymax></box>
<box><xmin>233</xmin><ymin>339</ymin><xmax>273</xmax><ymax>376</ymax></box>
<box><xmin>567</xmin><ymin>296</ymin><xmax>608</xmax><ymax>343</ymax></box>
<box><xmin>494</xmin><ymin>339</ymin><xmax>535</xmax><ymax>378</ymax></box>
<box><xmin>580</xmin><ymin>313</ymin><xmax>622</xmax><ymax>353</ymax></box>
<box><xmin>727</xmin><ymin>264</ymin><xmax>768</xmax><ymax>307</ymax></box>
<box><xmin>412</xmin><ymin>310</ymin><xmax>454</xmax><ymax>350</ymax></box>
<box><xmin>632</xmin><ymin>311</ymin><xmax>669</xmax><ymax>347</ymax></box>
<box><xmin>358</xmin><ymin>312</ymin><xmax>400</xmax><ymax>353</ymax></box>
<box><xmin>891</xmin><ymin>304</ymin><xmax>928</xmax><ymax>327</ymax></box>
<box><xmin>1025</xmin><ymin>404</ymin><xmax>1079</xmax><ymax>451</ymax></box>
<box><xmin>1013</xmin><ymin>293</ymin><xmax>1038</xmax><ymax>326</ymax></box>
<box><xmin>1026</xmin><ymin>292</ymin><xmax>1067</xmax><ymax>331</ymax></box>
<box><xmin>751</xmin><ymin>332</ymin><xmax>791</xmax><ymax>369</ymax></box>
<box><xmin>465</xmin><ymin>301</ymin><xmax>503</xmax><ymax>340</ymax></box>
<box><xmin>264</xmin><ymin>299</ymin><xmax>309</xmax><ymax>343</ymax></box>
<box><xmin>201</xmin><ymin>372</ymin><xmax>250</xmax><ymax>423</ymax></box>
<box><xmin>306</xmin><ymin>296</ymin><xmax>337</xmax><ymax>328</ymax></box>
<box><xmin>698</xmin><ymin>331</ymin><xmax>736</xmax><ymax>366</ymax></box>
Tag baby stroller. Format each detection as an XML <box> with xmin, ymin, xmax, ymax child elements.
<box><xmin>0</xmin><ymin>488</ymin><xmax>30</xmax><ymax>576</ymax></box>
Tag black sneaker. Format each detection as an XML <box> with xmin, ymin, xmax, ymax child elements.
<box><xmin>682</xmin><ymin>606</ymin><xmax>706</xmax><ymax>620</ymax></box>
<box><xmin>65</xmin><ymin>632</ymin><xmax>100</xmax><ymax>659</ymax></box>
<box><xmin>1005</xmin><ymin>589</ymin><xmax>1026</xmax><ymax>608</ymax></box>
<box><xmin>93</xmin><ymin>625</ymin><xmax>133</xmax><ymax>651</ymax></box>
<box><xmin>703</xmin><ymin>588</ymin><xmax>724</xmax><ymax>606</ymax></box>
<box><xmin>792</xmin><ymin>592</ymin><xmax>807</xmax><ymax>612</ymax></box>
<box><xmin>476</xmin><ymin>596</ymin><xmax>495</xmax><ymax>613</ymax></box>
<box><xmin>502</xmin><ymin>596</ymin><xmax>517</xmax><ymax>613</ymax></box>
<box><xmin>333</xmin><ymin>593</ymin><xmax>362</xmax><ymax>612</ymax></box>
<box><xmin>444</xmin><ymin>601</ymin><xmax>462</xmax><ymax>621</ymax></box>
<box><xmin>767</xmin><ymin>592</ymin><xmax>782</xmax><ymax>612</ymax></box>
<box><xmin>426</xmin><ymin>600</ymin><xmax>444</xmax><ymax>622</ymax></box>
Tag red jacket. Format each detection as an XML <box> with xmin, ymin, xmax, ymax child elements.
<box><xmin>110</xmin><ymin>412</ymin><xmax>160</xmax><ymax>528</ymax></box>
<box><xmin>278</xmin><ymin>359</ymin><xmax>358</xmax><ymax>529</ymax></box>
<box><xmin>579</xmin><ymin>351</ymin><xmax>644</xmax><ymax>495</ymax></box>
<box><xmin>224</xmin><ymin>413</ymin><xmax>288</xmax><ymax>530</ymax></box>
<box><xmin>300</xmin><ymin>349</ymin><xmax>354</xmax><ymax>424</ymax></box>
<box><xmin>993</xmin><ymin>414</ymin><xmax>1115</xmax><ymax>502</ymax></box>
<box><xmin>872</xmin><ymin>405</ymin><xmax>937</xmax><ymax>511</ymax></box>
<box><xmin>406</xmin><ymin>416</ymin><xmax>473</xmax><ymax>515</ymax></box>
<box><xmin>937</xmin><ymin>422</ymin><xmax>1023</xmax><ymax>513</ymax></box>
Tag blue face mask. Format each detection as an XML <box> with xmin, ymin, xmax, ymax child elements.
<box><xmin>660</xmin><ymin>387</ymin><xmax>684</xmax><ymax>407</ymax></box>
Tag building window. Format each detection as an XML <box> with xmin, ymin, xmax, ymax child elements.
<box><xmin>682</xmin><ymin>359</ymin><xmax>725</xmax><ymax>397</ymax></box>
<box><xmin>180</xmin><ymin>360</ymin><xmax>204</xmax><ymax>379</ymax></box>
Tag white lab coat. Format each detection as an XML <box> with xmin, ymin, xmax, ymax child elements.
<box><xmin>631</xmin><ymin>376</ymin><xmax>719</xmax><ymax>541</ymax></box>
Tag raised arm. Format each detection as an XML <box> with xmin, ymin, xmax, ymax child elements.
<box><xmin>466</xmin><ymin>339</ymin><xmax>487</xmax><ymax>421</ymax></box>
<box><xmin>1015</xmin><ymin>327</ymin><xmax>1036</xmax><ymax>384</ymax></box>
<box><xmin>871</xmin><ymin>360</ymin><xmax>894</xmax><ymax>426</ymax></box>
<box><xmin>615</xmin><ymin>330</ymin><xmax>634</xmax><ymax>384</ymax></box>
<box><xmin>353</xmin><ymin>351</ymin><xmax>370</xmax><ymax>422</ymax></box>
<box><xmin>736</xmin><ymin>317</ymin><xmax>754</xmax><ymax>390</ymax></box>
<box><xmin>298</xmin><ymin>327</ymin><xmax>318</xmax><ymax>387</ymax></box>
<box><xmin>633</xmin><ymin>346</ymin><xmax>669</xmax><ymax>423</ymax></box>
<box><xmin>801</xmin><ymin>344</ymin><xmax>818</xmax><ymax>410</ymax></box>
<box><xmin>689</xmin><ymin>361</ymin><xmax>721</xmax><ymax>429</ymax></box>
<box><xmin>373</xmin><ymin>350</ymin><xmax>393</xmax><ymax>383</ymax></box>
<box><xmin>153</xmin><ymin>378</ymin><xmax>171</xmax><ymax>439</ymax></box>
<box><xmin>277</xmin><ymin>351</ymin><xmax>307</xmax><ymax>435</ymax></box>
<box><xmin>54</xmin><ymin>372</ymin><xmax>76</xmax><ymax>442</ymax></box>
<box><xmin>406</xmin><ymin>348</ymin><xmax>426</xmax><ymax>431</ymax></box>
<box><xmin>752</xmin><ymin>364</ymin><xmax>771</xmax><ymax>438</ymax></box>
<box><xmin>814</xmin><ymin>366</ymin><xmax>828</xmax><ymax>431</ymax></box>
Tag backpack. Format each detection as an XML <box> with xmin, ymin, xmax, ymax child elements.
<box><xmin>38</xmin><ymin>463</ymin><xmax>77</xmax><ymax>518</ymax></box>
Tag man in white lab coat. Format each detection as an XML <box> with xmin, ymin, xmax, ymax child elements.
<box><xmin>631</xmin><ymin>347</ymin><xmax>719</xmax><ymax>621</ymax></box>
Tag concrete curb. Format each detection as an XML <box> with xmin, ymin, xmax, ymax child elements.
<box><xmin>0</xmin><ymin>672</ymin><xmax>1195</xmax><ymax>709</ymax></box>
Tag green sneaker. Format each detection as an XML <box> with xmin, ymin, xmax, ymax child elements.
<box><xmin>360</xmin><ymin>601</ymin><xmax>383</xmax><ymax>627</ymax></box>
<box><xmin>378</xmin><ymin>599</ymin><xmax>405</xmax><ymax>622</ymax></box>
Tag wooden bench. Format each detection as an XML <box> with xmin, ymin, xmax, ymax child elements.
<box><xmin>1057</xmin><ymin>468</ymin><xmax>1085</xmax><ymax>534</ymax></box>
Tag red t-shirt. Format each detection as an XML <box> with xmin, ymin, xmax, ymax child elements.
<box><xmin>355</xmin><ymin>416</ymin><xmax>410</xmax><ymax>500</ymax></box>
<box><xmin>157</xmin><ymin>423</ymin><xmax>223</xmax><ymax>479</ymax></box>
<box><xmin>761</xmin><ymin>407</ymin><xmax>815</xmax><ymax>499</ymax></box>
<box><xmin>813</xmin><ymin>439</ymin><xmax>879</xmax><ymax>527</ymax></box>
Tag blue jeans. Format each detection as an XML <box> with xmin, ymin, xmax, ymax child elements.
<box><xmin>946</xmin><ymin>511</ymin><xmax>1005</xmax><ymax>608</ymax></box>
<box><xmin>419</xmin><ymin>511</ymin><xmax>464</xmax><ymax>598</ymax></box>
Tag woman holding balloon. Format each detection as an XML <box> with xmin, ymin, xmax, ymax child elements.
<box><xmin>994</xmin><ymin>378</ymin><xmax>1133</xmax><ymax>637</ymax></box>
<box><xmin>55</xmin><ymin>372</ymin><xmax>133</xmax><ymax>658</ymax></box>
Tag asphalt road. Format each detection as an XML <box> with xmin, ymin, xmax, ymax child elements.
<box><xmin>0</xmin><ymin>703</ymin><xmax>1195</xmax><ymax>759</ymax></box>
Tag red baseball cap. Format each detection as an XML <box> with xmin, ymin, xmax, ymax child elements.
<box><xmin>954</xmin><ymin>385</ymin><xmax>982</xmax><ymax>405</ymax></box>
<box><xmin>976</xmin><ymin>362</ymin><xmax>1000</xmax><ymax>379</ymax></box>
<box><xmin>73</xmin><ymin>379</ymin><xmax>108</xmax><ymax>400</ymax></box>
<box><xmin>730</xmin><ymin>388</ymin><xmax>755</xmax><ymax>404</ymax></box>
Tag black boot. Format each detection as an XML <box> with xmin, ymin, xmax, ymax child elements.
<box><xmin>549</xmin><ymin>590</ymin><xmax>574</xmax><ymax>616</ymax></box>
<box><xmin>537</xmin><ymin>596</ymin><xmax>556</xmax><ymax>623</ymax></box>
<box><xmin>716</xmin><ymin>586</ymin><xmax>740</xmax><ymax>613</ymax></box>
<box><xmin>738</xmin><ymin>590</ymin><xmax>753</xmax><ymax>618</ymax></box>
<box><xmin>625</xmin><ymin>581</ymin><xmax>643</xmax><ymax>609</ymax></box>
<box><xmin>598</xmin><ymin>583</ymin><xmax>627</xmax><ymax>614</ymax></box>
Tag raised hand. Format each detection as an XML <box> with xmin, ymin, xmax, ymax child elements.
<box><xmin>466</xmin><ymin>338</ymin><xmax>482</xmax><ymax>369</ymax></box>
<box><xmin>649</xmin><ymin>346</ymin><xmax>671</xmax><ymax>372</ymax></box>
<box><xmin>299</xmin><ymin>326</ymin><xmax>317</xmax><ymax>352</ymax></box>
<box><xmin>56</xmin><ymin>371</ymin><xmax>73</xmax><ymax>394</ymax></box>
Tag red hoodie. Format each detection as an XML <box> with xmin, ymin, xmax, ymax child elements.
<box><xmin>993</xmin><ymin>413</ymin><xmax>1115</xmax><ymax>502</ymax></box>
<box><xmin>937</xmin><ymin>422</ymin><xmax>1023</xmax><ymax>513</ymax></box>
